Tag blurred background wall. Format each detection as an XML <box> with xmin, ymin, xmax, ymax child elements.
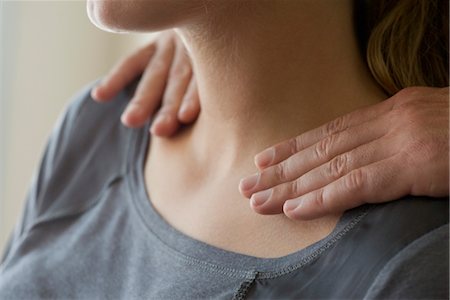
<box><xmin>0</xmin><ymin>1</ymin><xmax>151</xmax><ymax>251</ymax></box>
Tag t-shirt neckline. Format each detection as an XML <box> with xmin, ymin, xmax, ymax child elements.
<box><xmin>127</xmin><ymin>121</ymin><xmax>371</xmax><ymax>278</ymax></box>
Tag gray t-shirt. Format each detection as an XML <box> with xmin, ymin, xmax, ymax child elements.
<box><xmin>1</xmin><ymin>81</ymin><xmax>448</xmax><ymax>299</ymax></box>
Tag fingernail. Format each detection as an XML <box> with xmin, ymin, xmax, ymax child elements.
<box><xmin>179</xmin><ymin>102</ymin><xmax>191</xmax><ymax>117</ymax></box>
<box><xmin>91</xmin><ymin>87</ymin><xmax>102</xmax><ymax>100</ymax></box>
<box><xmin>154</xmin><ymin>114</ymin><xmax>170</xmax><ymax>125</ymax></box>
<box><xmin>150</xmin><ymin>114</ymin><xmax>171</xmax><ymax>134</ymax></box>
<box><xmin>251</xmin><ymin>189</ymin><xmax>272</xmax><ymax>206</ymax></box>
<box><xmin>284</xmin><ymin>199</ymin><xmax>300</xmax><ymax>212</ymax></box>
<box><xmin>255</xmin><ymin>148</ymin><xmax>274</xmax><ymax>167</ymax></box>
<box><xmin>98</xmin><ymin>79</ymin><xmax>107</xmax><ymax>88</ymax></box>
<box><xmin>124</xmin><ymin>103</ymin><xmax>140</xmax><ymax>116</ymax></box>
<box><xmin>239</xmin><ymin>173</ymin><xmax>259</xmax><ymax>191</ymax></box>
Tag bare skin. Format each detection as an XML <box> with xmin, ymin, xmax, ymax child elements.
<box><xmin>92</xmin><ymin>32</ymin><xmax>200</xmax><ymax>134</ymax></box>
<box><xmin>88</xmin><ymin>0</ymin><xmax>393</xmax><ymax>257</ymax></box>
<box><xmin>245</xmin><ymin>86</ymin><xmax>449</xmax><ymax>219</ymax></box>
<box><xmin>92</xmin><ymin>30</ymin><xmax>449</xmax><ymax>225</ymax></box>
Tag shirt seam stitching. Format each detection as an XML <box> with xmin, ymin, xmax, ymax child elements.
<box><xmin>126</xmin><ymin>124</ymin><xmax>373</xmax><ymax>280</ymax></box>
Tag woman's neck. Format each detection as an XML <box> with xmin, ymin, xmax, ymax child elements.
<box><xmin>168</xmin><ymin>0</ymin><xmax>386</xmax><ymax>176</ymax></box>
<box><xmin>144</xmin><ymin>1</ymin><xmax>387</xmax><ymax>257</ymax></box>
<box><xmin>151</xmin><ymin>0</ymin><xmax>383</xmax><ymax>183</ymax></box>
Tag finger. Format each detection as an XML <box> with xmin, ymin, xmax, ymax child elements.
<box><xmin>178</xmin><ymin>76</ymin><xmax>200</xmax><ymax>124</ymax></box>
<box><xmin>249</xmin><ymin>135</ymin><xmax>396</xmax><ymax>215</ymax></box>
<box><xmin>91</xmin><ymin>43</ymin><xmax>156</xmax><ymax>102</ymax></box>
<box><xmin>283</xmin><ymin>154</ymin><xmax>412</xmax><ymax>221</ymax></box>
<box><xmin>239</xmin><ymin>115</ymin><xmax>388</xmax><ymax>198</ymax></box>
<box><xmin>121</xmin><ymin>35</ymin><xmax>176</xmax><ymax>128</ymax></box>
<box><xmin>254</xmin><ymin>99</ymin><xmax>394</xmax><ymax>169</ymax></box>
<box><xmin>151</xmin><ymin>39</ymin><xmax>193</xmax><ymax>136</ymax></box>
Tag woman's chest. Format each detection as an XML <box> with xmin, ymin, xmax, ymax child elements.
<box><xmin>144</xmin><ymin>152</ymin><xmax>340</xmax><ymax>258</ymax></box>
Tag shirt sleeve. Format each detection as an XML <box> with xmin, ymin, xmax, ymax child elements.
<box><xmin>1</xmin><ymin>83</ymin><xmax>92</xmax><ymax>263</ymax></box>
<box><xmin>364</xmin><ymin>224</ymin><xmax>449</xmax><ymax>300</ymax></box>
<box><xmin>1</xmin><ymin>79</ymin><xmax>133</xmax><ymax>265</ymax></box>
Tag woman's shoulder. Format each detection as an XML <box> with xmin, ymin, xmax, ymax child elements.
<box><xmin>61</xmin><ymin>79</ymin><xmax>136</xmax><ymax>144</ymax></box>
<box><xmin>247</xmin><ymin>197</ymin><xmax>448</xmax><ymax>298</ymax></box>
<box><xmin>350</xmin><ymin>197</ymin><xmax>448</xmax><ymax>298</ymax></box>
<box><xmin>364</xmin><ymin>222</ymin><xmax>448</xmax><ymax>299</ymax></box>
<box><xmin>22</xmin><ymin>80</ymin><xmax>139</xmax><ymax>228</ymax></box>
<box><xmin>1</xmin><ymin>79</ymin><xmax>146</xmax><ymax>264</ymax></box>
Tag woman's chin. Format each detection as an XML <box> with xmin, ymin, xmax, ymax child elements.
<box><xmin>86</xmin><ymin>0</ymin><xmax>129</xmax><ymax>33</ymax></box>
<box><xmin>86</xmin><ymin>0</ymin><xmax>203</xmax><ymax>34</ymax></box>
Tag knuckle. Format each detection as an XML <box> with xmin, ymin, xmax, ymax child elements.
<box><xmin>170</xmin><ymin>64</ymin><xmax>191</xmax><ymax>81</ymax></box>
<box><xmin>274</xmin><ymin>163</ymin><xmax>289</xmax><ymax>182</ymax></box>
<box><xmin>288</xmin><ymin>180</ymin><xmax>301</xmax><ymax>198</ymax></box>
<box><xmin>327</xmin><ymin>154</ymin><xmax>348</xmax><ymax>179</ymax></box>
<box><xmin>324</xmin><ymin>115</ymin><xmax>347</xmax><ymax>136</ymax></box>
<box><xmin>314</xmin><ymin>135</ymin><xmax>334</xmax><ymax>160</ymax></box>
<box><xmin>389</xmin><ymin>102</ymin><xmax>424</xmax><ymax>130</ymax></box>
<box><xmin>391</xmin><ymin>87</ymin><xmax>433</xmax><ymax>110</ymax></box>
<box><xmin>344</xmin><ymin>169</ymin><xmax>365</xmax><ymax>192</ymax></box>
<box><xmin>395</xmin><ymin>86</ymin><xmax>422</xmax><ymax>102</ymax></box>
<box><xmin>313</xmin><ymin>189</ymin><xmax>326</xmax><ymax>210</ymax></box>
<box><xmin>288</xmin><ymin>137</ymin><xmax>301</xmax><ymax>155</ymax></box>
<box><xmin>150</xmin><ymin>59</ymin><xmax>169</xmax><ymax>75</ymax></box>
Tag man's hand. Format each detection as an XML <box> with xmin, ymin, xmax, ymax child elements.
<box><xmin>91</xmin><ymin>30</ymin><xmax>199</xmax><ymax>136</ymax></box>
<box><xmin>239</xmin><ymin>87</ymin><xmax>449</xmax><ymax>221</ymax></box>
<box><xmin>90</xmin><ymin>32</ymin><xmax>449</xmax><ymax>221</ymax></box>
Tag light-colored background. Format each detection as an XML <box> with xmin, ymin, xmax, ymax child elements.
<box><xmin>0</xmin><ymin>1</ymin><xmax>151</xmax><ymax>252</ymax></box>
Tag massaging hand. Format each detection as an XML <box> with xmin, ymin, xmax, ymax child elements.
<box><xmin>91</xmin><ymin>32</ymin><xmax>449</xmax><ymax>221</ymax></box>
<box><xmin>91</xmin><ymin>30</ymin><xmax>199</xmax><ymax>136</ymax></box>
<box><xmin>240</xmin><ymin>87</ymin><xmax>449</xmax><ymax>220</ymax></box>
